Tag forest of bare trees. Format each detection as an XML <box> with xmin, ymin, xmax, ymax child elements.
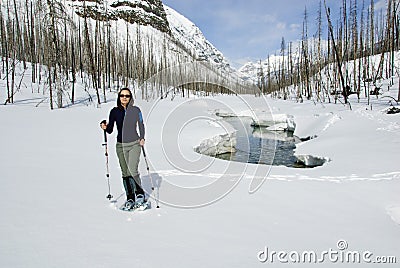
<box><xmin>257</xmin><ymin>0</ymin><xmax>400</xmax><ymax>105</ymax></box>
<box><xmin>1</xmin><ymin>0</ymin><xmax>399</xmax><ymax>110</ymax></box>
<box><xmin>0</xmin><ymin>0</ymin><xmax>257</xmax><ymax>109</ymax></box>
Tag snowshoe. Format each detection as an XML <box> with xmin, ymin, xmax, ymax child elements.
<box><xmin>135</xmin><ymin>194</ymin><xmax>150</xmax><ymax>211</ymax></box>
<box><xmin>135</xmin><ymin>194</ymin><xmax>145</xmax><ymax>208</ymax></box>
<box><xmin>120</xmin><ymin>199</ymin><xmax>135</xmax><ymax>211</ymax></box>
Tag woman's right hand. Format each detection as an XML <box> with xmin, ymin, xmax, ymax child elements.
<box><xmin>100</xmin><ymin>120</ymin><xmax>107</xmax><ymax>130</ymax></box>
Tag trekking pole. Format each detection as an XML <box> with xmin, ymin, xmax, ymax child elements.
<box><xmin>141</xmin><ymin>146</ymin><xmax>159</xmax><ymax>208</ymax></box>
<box><xmin>101</xmin><ymin>120</ymin><xmax>113</xmax><ymax>200</ymax></box>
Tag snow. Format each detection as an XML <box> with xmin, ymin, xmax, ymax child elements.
<box><xmin>1</xmin><ymin>0</ymin><xmax>399</xmax><ymax>265</ymax></box>
<box><xmin>387</xmin><ymin>206</ymin><xmax>400</xmax><ymax>226</ymax></box>
<box><xmin>1</xmin><ymin>77</ymin><xmax>400</xmax><ymax>266</ymax></box>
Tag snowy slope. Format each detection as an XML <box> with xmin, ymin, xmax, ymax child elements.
<box><xmin>164</xmin><ymin>5</ymin><xmax>233</xmax><ymax>72</ymax></box>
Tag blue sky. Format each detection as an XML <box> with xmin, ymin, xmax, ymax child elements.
<box><xmin>162</xmin><ymin>0</ymin><xmax>384</xmax><ymax>68</ymax></box>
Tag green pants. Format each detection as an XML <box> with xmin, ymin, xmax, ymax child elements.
<box><xmin>116</xmin><ymin>141</ymin><xmax>141</xmax><ymax>178</ymax></box>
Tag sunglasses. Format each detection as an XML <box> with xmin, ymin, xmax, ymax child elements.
<box><xmin>119</xmin><ymin>94</ymin><xmax>131</xmax><ymax>98</ymax></box>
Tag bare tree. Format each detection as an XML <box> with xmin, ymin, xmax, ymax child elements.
<box><xmin>325</xmin><ymin>0</ymin><xmax>348</xmax><ymax>104</ymax></box>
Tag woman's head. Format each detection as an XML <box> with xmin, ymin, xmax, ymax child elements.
<box><xmin>117</xmin><ymin>88</ymin><xmax>133</xmax><ymax>109</ymax></box>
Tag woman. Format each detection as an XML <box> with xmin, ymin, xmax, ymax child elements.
<box><xmin>100</xmin><ymin>88</ymin><xmax>146</xmax><ymax>210</ymax></box>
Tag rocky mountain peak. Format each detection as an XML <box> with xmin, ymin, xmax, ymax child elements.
<box><xmin>69</xmin><ymin>0</ymin><xmax>170</xmax><ymax>33</ymax></box>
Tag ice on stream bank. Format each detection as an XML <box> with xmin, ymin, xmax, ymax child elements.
<box><xmin>194</xmin><ymin>131</ymin><xmax>237</xmax><ymax>156</ymax></box>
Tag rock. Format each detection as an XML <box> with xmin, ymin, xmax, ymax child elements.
<box><xmin>69</xmin><ymin>0</ymin><xmax>171</xmax><ymax>33</ymax></box>
<box><xmin>295</xmin><ymin>155</ymin><xmax>329</xmax><ymax>167</ymax></box>
<box><xmin>386</xmin><ymin>106</ymin><xmax>400</xmax><ymax>114</ymax></box>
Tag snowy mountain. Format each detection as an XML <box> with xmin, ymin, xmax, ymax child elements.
<box><xmin>164</xmin><ymin>5</ymin><xmax>232</xmax><ymax>71</ymax></box>
<box><xmin>238</xmin><ymin>39</ymin><xmax>329</xmax><ymax>83</ymax></box>
<box><xmin>238</xmin><ymin>55</ymin><xmax>286</xmax><ymax>83</ymax></box>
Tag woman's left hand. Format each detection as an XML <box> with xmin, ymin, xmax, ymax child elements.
<box><xmin>139</xmin><ymin>139</ymin><xmax>145</xmax><ymax>146</ymax></box>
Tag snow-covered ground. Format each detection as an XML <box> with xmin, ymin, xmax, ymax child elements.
<box><xmin>1</xmin><ymin>64</ymin><xmax>400</xmax><ymax>267</ymax></box>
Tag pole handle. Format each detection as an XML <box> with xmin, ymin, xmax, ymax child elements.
<box><xmin>103</xmin><ymin>130</ymin><xmax>107</xmax><ymax>143</ymax></box>
<box><xmin>100</xmin><ymin>120</ymin><xmax>107</xmax><ymax>143</ymax></box>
